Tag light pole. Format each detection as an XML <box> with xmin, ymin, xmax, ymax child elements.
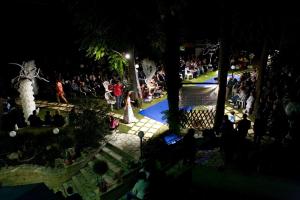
<box><xmin>138</xmin><ymin>131</ymin><xmax>144</xmax><ymax>160</ymax></box>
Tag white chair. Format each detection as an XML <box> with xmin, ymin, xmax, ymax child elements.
<box><xmin>102</xmin><ymin>81</ymin><xmax>112</xmax><ymax>92</ymax></box>
<box><xmin>184</xmin><ymin>68</ymin><xmax>193</xmax><ymax>80</ymax></box>
<box><xmin>105</xmin><ymin>92</ymin><xmax>116</xmax><ymax>111</ymax></box>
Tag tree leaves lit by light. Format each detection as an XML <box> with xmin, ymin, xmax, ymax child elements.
<box><xmin>108</xmin><ymin>51</ymin><xmax>128</xmax><ymax>77</ymax></box>
<box><xmin>85</xmin><ymin>43</ymin><xmax>127</xmax><ymax>77</ymax></box>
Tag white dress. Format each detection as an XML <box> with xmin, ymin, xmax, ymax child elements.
<box><xmin>246</xmin><ymin>95</ymin><xmax>254</xmax><ymax>113</ymax></box>
<box><xmin>123</xmin><ymin>97</ymin><xmax>137</xmax><ymax>123</ymax></box>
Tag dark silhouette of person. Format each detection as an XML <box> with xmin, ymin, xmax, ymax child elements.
<box><xmin>53</xmin><ymin>110</ymin><xmax>65</xmax><ymax>127</ymax></box>
<box><xmin>253</xmin><ymin>115</ymin><xmax>265</xmax><ymax>145</ymax></box>
<box><xmin>44</xmin><ymin>110</ymin><xmax>52</xmax><ymax>126</ymax></box>
<box><xmin>28</xmin><ymin>110</ymin><xmax>42</xmax><ymax>127</ymax></box>
<box><xmin>183</xmin><ymin>129</ymin><xmax>197</xmax><ymax>164</ymax></box>
<box><xmin>219</xmin><ymin>115</ymin><xmax>234</xmax><ymax>165</ymax></box>
<box><xmin>126</xmin><ymin>171</ymin><xmax>149</xmax><ymax>200</ymax></box>
<box><xmin>236</xmin><ymin>114</ymin><xmax>251</xmax><ymax>139</ymax></box>
<box><xmin>68</xmin><ymin>108</ymin><xmax>78</xmax><ymax>126</ymax></box>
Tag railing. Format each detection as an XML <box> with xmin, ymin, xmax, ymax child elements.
<box><xmin>180</xmin><ymin>109</ymin><xmax>216</xmax><ymax>130</ymax></box>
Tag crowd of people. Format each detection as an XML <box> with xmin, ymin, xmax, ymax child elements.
<box><xmin>227</xmin><ymin>71</ymin><xmax>257</xmax><ymax>114</ymax></box>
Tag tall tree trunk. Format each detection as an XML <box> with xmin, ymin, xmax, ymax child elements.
<box><xmin>163</xmin><ymin>14</ymin><xmax>181</xmax><ymax>133</ymax></box>
<box><xmin>214</xmin><ymin>10</ymin><xmax>230</xmax><ymax>130</ymax></box>
<box><xmin>253</xmin><ymin>39</ymin><xmax>268</xmax><ymax>117</ymax></box>
<box><xmin>128</xmin><ymin>47</ymin><xmax>142</xmax><ymax>100</ymax></box>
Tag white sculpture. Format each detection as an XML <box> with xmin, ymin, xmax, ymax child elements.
<box><xmin>141</xmin><ymin>58</ymin><xmax>156</xmax><ymax>88</ymax></box>
<box><xmin>10</xmin><ymin>60</ymin><xmax>48</xmax><ymax>124</ymax></box>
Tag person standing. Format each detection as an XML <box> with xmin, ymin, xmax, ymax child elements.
<box><xmin>113</xmin><ymin>80</ymin><xmax>124</xmax><ymax>109</ymax></box>
<box><xmin>253</xmin><ymin>115</ymin><xmax>264</xmax><ymax>145</ymax></box>
<box><xmin>56</xmin><ymin>79</ymin><xmax>68</xmax><ymax>104</ymax></box>
<box><xmin>123</xmin><ymin>91</ymin><xmax>137</xmax><ymax>124</ymax></box>
<box><xmin>126</xmin><ymin>171</ymin><xmax>149</xmax><ymax>200</ymax></box>
<box><xmin>236</xmin><ymin>114</ymin><xmax>251</xmax><ymax>139</ymax></box>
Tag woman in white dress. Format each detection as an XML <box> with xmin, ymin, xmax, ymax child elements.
<box><xmin>123</xmin><ymin>91</ymin><xmax>138</xmax><ymax>124</ymax></box>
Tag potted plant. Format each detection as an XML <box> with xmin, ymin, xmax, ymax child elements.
<box><xmin>93</xmin><ymin>160</ymin><xmax>109</xmax><ymax>193</ymax></box>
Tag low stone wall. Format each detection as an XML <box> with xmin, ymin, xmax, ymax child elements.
<box><xmin>0</xmin><ymin>149</ymin><xmax>98</xmax><ymax>188</ymax></box>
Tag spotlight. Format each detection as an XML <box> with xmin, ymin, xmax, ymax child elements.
<box><xmin>9</xmin><ymin>131</ymin><xmax>17</xmax><ymax>137</ymax></box>
<box><xmin>125</xmin><ymin>53</ymin><xmax>130</xmax><ymax>59</ymax></box>
<box><xmin>53</xmin><ymin>128</ymin><xmax>59</xmax><ymax>134</ymax></box>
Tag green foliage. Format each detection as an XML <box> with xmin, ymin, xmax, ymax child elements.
<box><xmin>162</xmin><ymin>109</ymin><xmax>185</xmax><ymax>133</ymax></box>
<box><xmin>86</xmin><ymin>44</ymin><xmax>106</xmax><ymax>61</ymax></box>
<box><xmin>134</xmin><ymin>97</ymin><xmax>143</xmax><ymax>108</ymax></box>
<box><xmin>108</xmin><ymin>51</ymin><xmax>128</xmax><ymax>77</ymax></box>
<box><xmin>74</xmin><ymin>100</ymin><xmax>110</xmax><ymax>148</ymax></box>
<box><xmin>84</xmin><ymin>42</ymin><xmax>127</xmax><ymax>77</ymax></box>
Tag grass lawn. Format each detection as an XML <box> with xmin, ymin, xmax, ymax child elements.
<box><xmin>182</xmin><ymin>71</ymin><xmax>218</xmax><ymax>83</ymax></box>
<box><xmin>118</xmin><ymin>123</ymin><xmax>131</xmax><ymax>133</ymax></box>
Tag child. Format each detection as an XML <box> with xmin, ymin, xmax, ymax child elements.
<box><xmin>228</xmin><ymin>111</ymin><xmax>236</xmax><ymax>128</ymax></box>
<box><xmin>109</xmin><ymin>116</ymin><xmax>119</xmax><ymax>131</ymax></box>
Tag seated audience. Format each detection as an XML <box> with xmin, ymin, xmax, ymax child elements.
<box><xmin>28</xmin><ymin>110</ymin><xmax>42</xmax><ymax>127</ymax></box>
<box><xmin>53</xmin><ymin>110</ymin><xmax>65</xmax><ymax>127</ymax></box>
<box><xmin>44</xmin><ymin>111</ymin><xmax>53</xmax><ymax>126</ymax></box>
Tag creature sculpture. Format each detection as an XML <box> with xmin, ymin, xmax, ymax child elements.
<box><xmin>203</xmin><ymin>42</ymin><xmax>220</xmax><ymax>67</ymax></box>
<box><xmin>10</xmin><ymin>60</ymin><xmax>48</xmax><ymax>124</ymax></box>
<box><xmin>141</xmin><ymin>58</ymin><xmax>156</xmax><ymax>88</ymax></box>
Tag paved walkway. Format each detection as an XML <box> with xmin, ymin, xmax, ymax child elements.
<box><xmin>36</xmin><ymin>100</ymin><xmax>74</xmax><ymax>112</ymax></box>
<box><xmin>35</xmin><ymin>75</ymin><xmax>255</xmax><ymax>160</ymax></box>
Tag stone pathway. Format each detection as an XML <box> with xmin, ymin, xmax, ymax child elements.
<box><xmin>35</xmin><ymin>100</ymin><xmax>74</xmax><ymax>112</ymax></box>
<box><xmin>107</xmin><ymin>112</ymin><xmax>167</xmax><ymax>159</ymax></box>
<box><xmin>108</xmin><ymin>112</ymin><xmax>166</xmax><ymax>139</ymax></box>
<box><xmin>105</xmin><ymin>133</ymin><xmax>141</xmax><ymax>160</ymax></box>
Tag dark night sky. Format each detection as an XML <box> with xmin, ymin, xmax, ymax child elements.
<box><xmin>1</xmin><ymin>0</ymin><xmax>295</xmax><ymax>56</ymax></box>
<box><xmin>1</xmin><ymin>0</ymin><xmax>300</xmax><ymax>68</ymax></box>
<box><xmin>2</xmin><ymin>1</ymin><xmax>76</xmax><ymax>62</ymax></box>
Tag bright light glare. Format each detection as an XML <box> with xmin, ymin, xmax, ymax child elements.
<box><xmin>125</xmin><ymin>53</ymin><xmax>130</xmax><ymax>59</ymax></box>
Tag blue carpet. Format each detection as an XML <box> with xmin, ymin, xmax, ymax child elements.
<box><xmin>139</xmin><ymin>99</ymin><xmax>194</xmax><ymax>124</ymax></box>
<box><xmin>139</xmin><ymin>99</ymin><xmax>169</xmax><ymax>124</ymax></box>
<box><xmin>196</xmin><ymin>74</ymin><xmax>240</xmax><ymax>87</ymax></box>
<box><xmin>139</xmin><ymin>74</ymin><xmax>240</xmax><ymax>123</ymax></box>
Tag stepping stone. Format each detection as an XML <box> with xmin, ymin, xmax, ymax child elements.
<box><xmin>140</xmin><ymin>127</ymin><xmax>149</xmax><ymax>132</ymax></box>
<box><xmin>135</xmin><ymin>122</ymin><xmax>145</xmax><ymax>127</ymax></box>
<box><xmin>140</xmin><ymin>118</ymin><xmax>149</xmax><ymax>123</ymax></box>
<box><xmin>131</xmin><ymin>126</ymin><xmax>140</xmax><ymax>131</ymax></box>
<box><xmin>148</xmin><ymin>128</ymin><xmax>158</xmax><ymax>133</ymax></box>
<box><xmin>128</xmin><ymin>130</ymin><xmax>136</xmax><ymax>134</ymax></box>
<box><xmin>147</xmin><ymin>120</ymin><xmax>156</xmax><ymax>125</ymax></box>
<box><xmin>143</xmin><ymin>123</ymin><xmax>152</xmax><ymax>128</ymax></box>
<box><xmin>145</xmin><ymin>132</ymin><xmax>154</xmax><ymax>138</ymax></box>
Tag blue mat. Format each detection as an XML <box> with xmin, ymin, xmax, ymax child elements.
<box><xmin>196</xmin><ymin>74</ymin><xmax>240</xmax><ymax>87</ymax></box>
<box><xmin>139</xmin><ymin>99</ymin><xmax>169</xmax><ymax>124</ymax></box>
<box><xmin>139</xmin><ymin>99</ymin><xmax>193</xmax><ymax>124</ymax></box>
<box><xmin>139</xmin><ymin>74</ymin><xmax>240</xmax><ymax>123</ymax></box>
